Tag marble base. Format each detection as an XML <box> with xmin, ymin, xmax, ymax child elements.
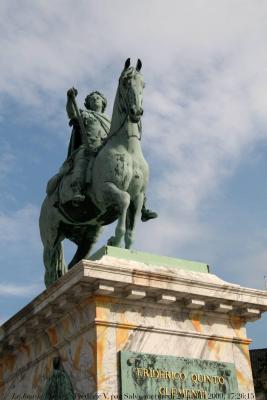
<box><xmin>1</xmin><ymin>251</ymin><xmax>267</xmax><ymax>399</ymax></box>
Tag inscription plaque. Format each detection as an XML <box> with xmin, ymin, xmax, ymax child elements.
<box><xmin>120</xmin><ymin>351</ymin><xmax>238</xmax><ymax>399</ymax></box>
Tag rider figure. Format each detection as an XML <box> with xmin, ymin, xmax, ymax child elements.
<box><xmin>66</xmin><ymin>88</ymin><xmax>110</xmax><ymax>205</ymax></box>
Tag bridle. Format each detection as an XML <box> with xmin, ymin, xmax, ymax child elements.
<box><xmin>107</xmin><ymin>70</ymin><xmax>143</xmax><ymax>141</ymax></box>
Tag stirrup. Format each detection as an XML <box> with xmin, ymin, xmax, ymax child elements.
<box><xmin>72</xmin><ymin>194</ymin><xmax>85</xmax><ymax>207</ymax></box>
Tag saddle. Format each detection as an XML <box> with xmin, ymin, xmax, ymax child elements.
<box><xmin>46</xmin><ymin>154</ymin><xmax>93</xmax><ymax>206</ymax></box>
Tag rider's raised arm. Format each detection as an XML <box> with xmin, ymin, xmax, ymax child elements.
<box><xmin>66</xmin><ymin>87</ymin><xmax>78</xmax><ymax>120</ymax></box>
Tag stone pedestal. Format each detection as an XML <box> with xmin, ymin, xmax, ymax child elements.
<box><xmin>1</xmin><ymin>247</ymin><xmax>267</xmax><ymax>399</ymax></box>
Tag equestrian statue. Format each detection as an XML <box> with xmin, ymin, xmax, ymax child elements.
<box><xmin>39</xmin><ymin>58</ymin><xmax>157</xmax><ymax>288</ymax></box>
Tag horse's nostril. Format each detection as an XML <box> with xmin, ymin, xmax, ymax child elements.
<box><xmin>140</xmin><ymin>108</ymin><xmax>144</xmax><ymax>115</ymax></box>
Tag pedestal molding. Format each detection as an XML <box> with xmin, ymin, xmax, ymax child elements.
<box><xmin>93</xmin><ymin>319</ymin><xmax>251</xmax><ymax>344</ymax></box>
<box><xmin>1</xmin><ymin>258</ymin><xmax>267</xmax><ymax>346</ymax></box>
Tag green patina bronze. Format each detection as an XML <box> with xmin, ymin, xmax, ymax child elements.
<box><xmin>120</xmin><ymin>351</ymin><xmax>238</xmax><ymax>399</ymax></box>
<box><xmin>90</xmin><ymin>246</ymin><xmax>209</xmax><ymax>273</ymax></box>
<box><xmin>41</xmin><ymin>357</ymin><xmax>75</xmax><ymax>400</ymax></box>
<box><xmin>39</xmin><ymin>59</ymin><xmax>157</xmax><ymax>288</ymax></box>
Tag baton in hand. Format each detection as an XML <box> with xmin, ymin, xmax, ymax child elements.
<box><xmin>69</xmin><ymin>88</ymin><xmax>90</xmax><ymax>152</ymax></box>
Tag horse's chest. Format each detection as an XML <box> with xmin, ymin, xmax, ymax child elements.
<box><xmin>112</xmin><ymin>153</ymin><xmax>130</xmax><ymax>188</ymax></box>
<box><xmin>130</xmin><ymin>160</ymin><xmax>147</xmax><ymax>189</ymax></box>
<box><xmin>107</xmin><ymin>153</ymin><xmax>138</xmax><ymax>189</ymax></box>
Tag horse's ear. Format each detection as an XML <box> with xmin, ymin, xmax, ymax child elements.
<box><xmin>124</xmin><ymin>58</ymin><xmax>131</xmax><ymax>69</ymax></box>
<box><xmin>136</xmin><ymin>59</ymin><xmax>142</xmax><ymax>71</ymax></box>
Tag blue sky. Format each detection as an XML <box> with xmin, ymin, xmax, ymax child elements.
<box><xmin>0</xmin><ymin>0</ymin><xmax>267</xmax><ymax>348</ymax></box>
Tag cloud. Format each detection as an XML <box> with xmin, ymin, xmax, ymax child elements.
<box><xmin>0</xmin><ymin>151</ymin><xmax>15</xmax><ymax>182</ymax></box>
<box><xmin>222</xmin><ymin>234</ymin><xmax>267</xmax><ymax>290</ymax></box>
<box><xmin>0</xmin><ymin>204</ymin><xmax>40</xmax><ymax>246</ymax></box>
<box><xmin>0</xmin><ymin>282</ymin><xmax>42</xmax><ymax>297</ymax></box>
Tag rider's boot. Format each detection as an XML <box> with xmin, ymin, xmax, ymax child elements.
<box><xmin>141</xmin><ymin>207</ymin><xmax>158</xmax><ymax>222</ymax></box>
<box><xmin>141</xmin><ymin>195</ymin><xmax>158</xmax><ymax>222</ymax></box>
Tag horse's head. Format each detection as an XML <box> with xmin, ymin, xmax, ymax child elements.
<box><xmin>119</xmin><ymin>58</ymin><xmax>144</xmax><ymax>123</ymax></box>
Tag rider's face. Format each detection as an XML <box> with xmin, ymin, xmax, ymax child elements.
<box><xmin>89</xmin><ymin>94</ymin><xmax>104</xmax><ymax>112</ymax></box>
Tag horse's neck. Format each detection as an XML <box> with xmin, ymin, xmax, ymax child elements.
<box><xmin>110</xmin><ymin>90</ymin><xmax>126</xmax><ymax>135</ymax></box>
<box><xmin>109</xmin><ymin>90</ymin><xmax>141</xmax><ymax>151</ymax></box>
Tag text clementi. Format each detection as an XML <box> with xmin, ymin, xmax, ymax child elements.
<box><xmin>159</xmin><ymin>387</ymin><xmax>208</xmax><ymax>398</ymax></box>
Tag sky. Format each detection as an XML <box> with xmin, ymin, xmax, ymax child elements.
<box><xmin>0</xmin><ymin>0</ymin><xmax>267</xmax><ymax>348</ymax></box>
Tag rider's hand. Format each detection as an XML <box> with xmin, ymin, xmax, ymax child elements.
<box><xmin>67</xmin><ymin>87</ymin><xmax>78</xmax><ymax>98</ymax></box>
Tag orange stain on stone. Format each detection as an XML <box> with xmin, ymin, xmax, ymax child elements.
<box><xmin>32</xmin><ymin>364</ymin><xmax>40</xmax><ymax>387</ymax></box>
<box><xmin>96</xmin><ymin>325</ymin><xmax>106</xmax><ymax>372</ymax></box>
<box><xmin>0</xmin><ymin>363</ymin><xmax>3</xmax><ymax>386</ymax></box>
<box><xmin>96</xmin><ymin>325</ymin><xmax>110</xmax><ymax>388</ymax></box>
<box><xmin>116</xmin><ymin>327</ymin><xmax>131</xmax><ymax>351</ymax></box>
<box><xmin>61</xmin><ymin>317</ymin><xmax>71</xmax><ymax>335</ymax></box>
<box><xmin>236</xmin><ymin>368</ymin><xmax>251</xmax><ymax>389</ymax></box>
<box><xmin>230</xmin><ymin>316</ymin><xmax>244</xmax><ymax>338</ymax></box>
<box><xmin>18</xmin><ymin>342</ymin><xmax>31</xmax><ymax>358</ymax></box>
<box><xmin>116</xmin><ymin>313</ymin><xmax>134</xmax><ymax>351</ymax></box>
<box><xmin>191</xmin><ymin>313</ymin><xmax>202</xmax><ymax>332</ymax></box>
<box><xmin>96</xmin><ymin>304</ymin><xmax>110</xmax><ymax>321</ymax></box>
<box><xmin>45</xmin><ymin>358</ymin><xmax>53</xmax><ymax>379</ymax></box>
<box><xmin>47</xmin><ymin>326</ymin><xmax>58</xmax><ymax>346</ymax></box>
<box><xmin>59</xmin><ymin>348</ymin><xmax>68</xmax><ymax>363</ymax></box>
<box><xmin>4</xmin><ymin>354</ymin><xmax>16</xmax><ymax>373</ymax></box>
<box><xmin>207</xmin><ymin>339</ymin><xmax>222</xmax><ymax>358</ymax></box>
<box><xmin>237</xmin><ymin>343</ymin><xmax>251</xmax><ymax>367</ymax></box>
<box><xmin>88</xmin><ymin>340</ymin><xmax>97</xmax><ymax>384</ymax></box>
<box><xmin>95</xmin><ymin>295</ymin><xmax>119</xmax><ymax>321</ymax></box>
<box><xmin>73</xmin><ymin>336</ymin><xmax>85</xmax><ymax>370</ymax></box>
<box><xmin>81</xmin><ymin>294</ymin><xmax>94</xmax><ymax>306</ymax></box>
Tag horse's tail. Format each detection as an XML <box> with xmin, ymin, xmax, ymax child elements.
<box><xmin>39</xmin><ymin>196</ymin><xmax>67</xmax><ymax>288</ymax></box>
<box><xmin>43</xmin><ymin>242</ymin><xmax>67</xmax><ymax>288</ymax></box>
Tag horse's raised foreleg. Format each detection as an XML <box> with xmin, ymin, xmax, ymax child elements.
<box><xmin>102</xmin><ymin>182</ymin><xmax>130</xmax><ymax>247</ymax></box>
<box><xmin>125</xmin><ymin>193</ymin><xmax>144</xmax><ymax>249</ymax></box>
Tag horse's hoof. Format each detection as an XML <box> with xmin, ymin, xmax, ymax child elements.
<box><xmin>107</xmin><ymin>236</ymin><xmax>116</xmax><ymax>246</ymax></box>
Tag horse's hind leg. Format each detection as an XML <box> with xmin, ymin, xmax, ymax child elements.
<box><xmin>125</xmin><ymin>193</ymin><xmax>144</xmax><ymax>249</ymax></box>
<box><xmin>101</xmin><ymin>182</ymin><xmax>130</xmax><ymax>247</ymax></box>
<box><xmin>68</xmin><ymin>225</ymin><xmax>103</xmax><ymax>269</ymax></box>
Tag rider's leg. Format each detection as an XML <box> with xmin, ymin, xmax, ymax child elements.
<box><xmin>141</xmin><ymin>195</ymin><xmax>158</xmax><ymax>222</ymax></box>
<box><xmin>85</xmin><ymin>157</ymin><xmax>94</xmax><ymax>185</ymax></box>
<box><xmin>70</xmin><ymin>147</ymin><xmax>88</xmax><ymax>204</ymax></box>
